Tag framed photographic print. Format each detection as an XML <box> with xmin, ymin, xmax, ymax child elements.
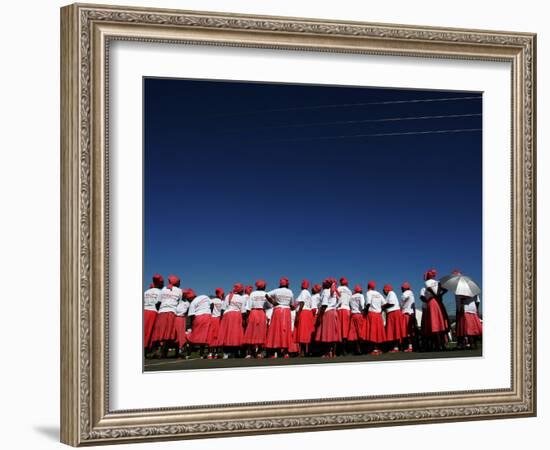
<box><xmin>60</xmin><ymin>3</ymin><xmax>537</xmax><ymax>446</ymax></box>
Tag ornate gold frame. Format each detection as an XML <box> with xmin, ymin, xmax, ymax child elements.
<box><xmin>60</xmin><ymin>3</ymin><xmax>536</xmax><ymax>446</ymax></box>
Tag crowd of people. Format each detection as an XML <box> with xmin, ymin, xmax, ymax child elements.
<box><xmin>143</xmin><ymin>269</ymin><xmax>483</xmax><ymax>360</ymax></box>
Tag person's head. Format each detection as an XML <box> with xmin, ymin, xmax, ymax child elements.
<box><xmin>452</xmin><ymin>269</ymin><xmax>462</xmax><ymax>275</ymax></box>
<box><xmin>279</xmin><ymin>277</ymin><xmax>289</xmax><ymax>288</ymax></box>
<box><xmin>232</xmin><ymin>283</ymin><xmax>244</xmax><ymax>295</ymax></box>
<box><xmin>185</xmin><ymin>288</ymin><xmax>196</xmax><ymax>300</ymax></box>
<box><xmin>312</xmin><ymin>284</ymin><xmax>322</xmax><ymax>294</ymax></box>
<box><xmin>354</xmin><ymin>284</ymin><xmax>363</xmax><ymax>294</ymax></box>
<box><xmin>367</xmin><ymin>280</ymin><xmax>376</xmax><ymax>291</ymax></box>
<box><xmin>401</xmin><ymin>282</ymin><xmax>411</xmax><ymax>292</ymax></box>
<box><xmin>152</xmin><ymin>273</ymin><xmax>164</xmax><ymax>289</ymax></box>
<box><xmin>255</xmin><ymin>279</ymin><xmax>267</xmax><ymax>291</ymax></box>
<box><xmin>245</xmin><ymin>285</ymin><xmax>253</xmax><ymax>295</ymax></box>
<box><xmin>383</xmin><ymin>284</ymin><xmax>393</xmax><ymax>295</ymax></box>
<box><xmin>301</xmin><ymin>279</ymin><xmax>310</xmax><ymax>290</ymax></box>
<box><xmin>423</xmin><ymin>268</ymin><xmax>437</xmax><ymax>281</ymax></box>
<box><xmin>215</xmin><ymin>287</ymin><xmax>225</xmax><ymax>299</ymax></box>
<box><xmin>340</xmin><ymin>277</ymin><xmax>349</xmax><ymax>286</ymax></box>
<box><xmin>167</xmin><ymin>274</ymin><xmax>180</xmax><ymax>289</ymax></box>
<box><xmin>322</xmin><ymin>278</ymin><xmax>332</xmax><ymax>289</ymax></box>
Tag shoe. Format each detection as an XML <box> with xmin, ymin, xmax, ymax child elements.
<box><xmin>403</xmin><ymin>347</ymin><xmax>413</xmax><ymax>353</ymax></box>
<box><xmin>245</xmin><ymin>355</ymin><xmax>252</xmax><ymax>359</ymax></box>
<box><xmin>270</xmin><ymin>355</ymin><xmax>278</xmax><ymax>359</ymax></box>
<box><xmin>283</xmin><ymin>354</ymin><xmax>290</xmax><ymax>359</ymax></box>
<box><xmin>223</xmin><ymin>353</ymin><xmax>229</xmax><ymax>359</ymax></box>
<box><xmin>369</xmin><ymin>350</ymin><xmax>381</xmax><ymax>356</ymax></box>
<box><xmin>207</xmin><ymin>354</ymin><xmax>213</xmax><ymax>359</ymax></box>
<box><xmin>389</xmin><ymin>349</ymin><xmax>400</xmax><ymax>353</ymax></box>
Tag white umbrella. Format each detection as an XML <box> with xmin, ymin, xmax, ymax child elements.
<box><xmin>440</xmin><ymin>273</ymin><xmax>481</xmax><ymax>297</ymax></box>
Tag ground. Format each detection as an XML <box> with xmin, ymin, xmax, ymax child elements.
<box><xmin>144</xmin><ymin>347</ymin><xmax>482</xmax><ymax>371</ymax></box>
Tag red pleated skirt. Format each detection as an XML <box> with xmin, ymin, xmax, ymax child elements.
<box><xmin>315</xmin><ymin>309</ymin><xmax>341</xmax><ymax>343</ymax></box>
<box><xmin>151</xmin><ymin>312</ymin><xmax>176</xmax><ymax>342</ymax></box>
<box><xmin>365</xmin><ymin>312</ymin><xmax>386</xmax><ymax>343</ymax></box>
<box><xmin>173</xmin><ymin>316</ymin><xmax>188</xmax><ymax>347</ymax></box>
<box><xmin>338</xmin><ymin>309</ymin><xmax>351</xmax><ymax>340</ymax></box>
<box><xmin>385</xmin><ymin>310</ymin><xmax>406</xmax><ymax>341</ymax></box>
<box><xmin>402</xmin><ymin>313</ymin><xmax>416</xmax><ymax>337</ymax></box>
<box><xmin>457</xmin><ymin>312</ymin><xmax>483</xmax><ymax>337</ymax></box>
<box><xmin>244</xmin><ymin>309</ymin><xmax>268</xmax><ymax>345</ymax></box>
<box><xmin>188</xmin><ymin>314</ymin><xmax>211</xmax><ymax>345</ymax></box>
<box><xmin>207</xmin><ymin>316</ymin><xmax>221</xmax><ymax>347</ymax></box>
<box><xmin>294</xmin><ymin>309</ymin><xmax>315</xmax><ymax>344</ymax></box>
<box><xmin>424</xmin><ymin>299</ymin><xmax>449</xmax><ymax>334</ymax></box>
<box><xmin>218</xmin><ymin>311</ymin><xmax>244</xmax><ymax>347</ymax></box>
<box><xmin>266</xmin><ymin>307</ymin><xmax>293</xmax><ymax>349</ymax></box>
<box><xmin>143</xmin><ymin>310</ymin><xmax>157</xmax><ymax>348</ymax></box>
<box><xmin>348</xmin><ymin>313</ymin><xmax>365</xmax><ymax>341</ymax></box>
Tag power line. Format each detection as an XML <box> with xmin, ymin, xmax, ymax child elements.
<box><xmin>208</xmin><ymin>95</ymin><xmax>482</xmax><ymax>119</ymax></box>
<box><xmin>272</xmin><ymin>128</ymin><xmax>482</xmax><ymax>143</ymax></box>
<box><xmin>222</xmin><ymin>113</ymin><xmax>482</xmax><ymax>133</ymax></box>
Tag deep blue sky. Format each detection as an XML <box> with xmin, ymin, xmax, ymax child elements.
<box><xmin>144</xmin><ymin>78</ymin><xmax>482</xmax><ymax>311</ymax></box>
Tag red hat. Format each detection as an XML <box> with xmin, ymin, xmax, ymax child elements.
<box><xmin>167</xmin><ymin>274</ymin><xmax>180</xmax><ymax>289</ymax></box>
<box><xmin>301</xmin><ymin>279</ymin><xmax>310</xmax><ymax>289</ymax></box>
<box><xmin>233</xmin><ymin>283</ymin><xmax>244</xmax><ymax>294</ymax></box>
<box><xmin>245</xmin><ymin>285</ymin><xmax>253</xmax><ymax>295</ymax></box>
<box><xmin>340</xmin><ymin>277</ymin><xmax>349</xmax><ymax>286</ymax></box>
<box><xmin>367</xmin><ymin>280</ymin><xmax>376</xmax><ymax>290</ymax></box>
<box><xmin>152</xmin><ymin>274</ymin><xmax>164</xmax><ymax>288</ymax></box>
<box><xmin>255</xmin><ymin>279</ymin><xmax>266</xmax><ymax>289</ymax></box>
<box><xmin>383</xmin><ymin>284</ymin><xmax>393</xmax><ymax>293</ymax></box>
<box><xmin>354</xmin><ymin>284</ymin><xmax>362</xmax><ymax>293</ymax></box>
<box><xmin>312</xmin><ymin>284</ymin><xmax>322</xmax><ymax>294</ymax></box>
<box><xmin>401</xmin><ymin>282</ymin><xmax>411</xmax><ymax>290</ymax></box>
<box><xmin>424</xmin><ymin>268</ymin><xmax>438</xmax><ymax>280</ymax></box>
<box><xmin>280</xmin><ymin>277</ymin><xmax>289</xmax><ymax>287</ymax></box>
<box><xmin>185</xmin><ymin>289</ymin><xmax>196</xmax><ymax>299</ymax></box>
<box><xmin>215</xmin><ymin>287</ymin><xmax>225</xmax><ymax>298</ymax></box>
<box><xmin>452</xmin><ymin>269</ymin><xmax>462</xmax><ymax>275</ymax></box>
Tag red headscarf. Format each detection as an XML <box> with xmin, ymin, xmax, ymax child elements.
<box><xmin>228</xmin><ymin>283</ymin><xmax>244</xmax><ymax>303</ymax></box>
<box><xmin>383</xmin><ymin>284</ymin><xmax>393</xmax><ymax>293</ymax></box>
<box><xmin>312</xmin><ymin>284</ymin><xmax>322</xmax><ymax>294</ymax></box>
<box><xmin>301</xmin><ymin>279</ymin><xmax>310</xmax><ymax>289</ymax></box>
<box><xmin>280</xmin><ymin>277</ymin><xmax>289</xmax><ymax>287</ymax></box>
<box><xmin>367</xmin><ymin>280</ymin><xmax>376</xmax><ymax>290</ymax></box>
<box><xmin>354</xmin><ymin>284</ymin><xmax>363</xmax><ymax>293</ymax></box>
<box><xmin>452</xmin><ymin>269</ymin><xmax>462</xmax><ymax>275</ymax></box>
<box><xmin>167</xmin><ymin>274</ymin><xmax>180</xmax><ymax>289</ymax></box>
<box><xmin>401</xmin><ymin>282</ymin><xmax>411</xmax><ymax>290</ymax></box>
<box><xmin>340</xmin><ymin>277</ymin><xmax>349</xmax><ymax>286</ymax></box>
<box><xmin>152</xmin><ymin>274</ymin><xmax>164</xmax><ymax>288</ymax></box>
<box><xmin>255</xmin><ymin>280</ymin><xmax>266</xmax><ymax>289</ymax></box>
<box><xmin>424</xmin><ymin>268</ymin><xmax>437</xmax><ymax>281</ymax></box>
<box><xmin>245</xmin><ymin>285</ymin><xmax>253</xmax><ymax>295</ymax></box>
<box><xmin>185</xmin><ymin>289</ymin><xmax>196</xmax><ymax>300</ymax></box>
<box><xmin>215</xmin><ymin>287</ymin><xmax>225</xmax><ymax>298</ymax></box>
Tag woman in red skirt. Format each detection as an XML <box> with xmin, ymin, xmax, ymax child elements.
<box><xmin>265</xmin><ymin>278</ymin><xmax>294</xmax><ymax>358</ymax></box>
<box><xmin>420</xmin><ymin>269</ymin><xmax>450</xmax><ymax>351</ymax></box>
<box><xmin>243</xmin><ymin>280</ymin><xmax>269</xmax><ymax>358</ymax></box>
<box><xmin>315</xmin><ymin>279</ymin><xmax>341</xmax><ymax>358</ymax></box>
<box><xmin>206</xmin><ymin>288</ymin><xmax>224</xmax><ymax>359</ymax></box>
<box><xmin>348</xmin><ymin>285</ymin><xmax>366</xmax><ymax>354</ymax></box>
<box><xmin>294</xmin><ymin>279</ymin><xmax>315</xmax><ymax>356</ymax></box>
<box><xmin>337</xmin><ymin>277</ymin><xmax>352</xmax><ymax>353</ymax></box>
<box><xmin>151</xmin><ymin>274</ymin><xmax>182</xmax><ymax>358</ymax></box>
<box><xmin>456</xmin><ymin>294</ymin><xmax>483</xmax><ymax>349</ymax></box>
<box><xmin>173</xmin><ymin>293</ymin><xmax>189</xmax><ymax>357</ymax></box>
<box><xmin>364</xmin><ymin>281</ymin><xmax>387</xmax><ymax>355</ymax></box>
<box><xmin>400</xmin><ymin>282</ymin><xmax>416</xmax><ymax>352</ymax></box>
<box><xmin>143</xmin><ymin>274</ymin><xmax>163</xmax><ymax>354</ymax></box>
<box><xmin>218</xmin><ymin>283</ymin><xmax>247</xmax><ymax>359</ymax></box>
<box><xmin>187</xmin><ymin>289</ymin><xmax>212</xmax><ymax>358</ymax></box>
<box><xmin>383</xmin><ymin>284</ymin><xmax>406</xmax><ymax>353</ymax></box>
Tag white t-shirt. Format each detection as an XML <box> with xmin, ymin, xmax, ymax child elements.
<box><xmin>350</xmin><ymin>293</ymin><xmax>365</xmax><ymax>314</ymax></box>
<box><xmin>337</xmin><ymin>286</ymin><xmax>352</xmax><ymax>310</ymax></box>
<box><xmin>248</xmin><ymin>290</ymin><xmax>268</xmax><ymax>310</ymax></box>
<box><xmin>158</xmin><ymin>287</ymin><xmax>183</xmax><ymax>314</ymax></box>
<box><xmin>384</xmin><ymin>291</ymin><xmax>400</xmax><ymax>313</ymax></box>
<box><xmin>366</xmin><ymin>290</ymin><xmax>386</xmax><ymax>313</ymax></box>
<box><xmin>424</xmin><ymin>279</ymin><xmax>439</xmax><ymax>299</ymax></box>
<box><xmin>143</xmin><ymin>287</ymin><xmax>161</xmax><ymax>312</ymax></box>
<box><xmin>210</xmin><ymin>297</ymin><xmax>223</xmax><ymax>318</ymax></box>
<box><xmin>295</xmin><ymin>289</ymin><xmax>313</xmax><ymax>310</ymax></box>
<box><xmin>175</xmin><ymin>300</ymin><xmax>189</xmax><ymax>317</ymax></box>
<box><xmin>311</xmin><ymin>293</ymin><xmax>321</xmax><ymax>311</ymax></box>
<box><xmin>222</xmin><ymin>293</ymin><xmax>247</xmax><ymax>313</ymax></box>
<box><xmin>321</xmin><ymin>288</ymin><xmax>339</xmax><ymax>310</ymax></box>
<box><xmin>400</xmin><ymin>289</ymin><xmax>415</xmax><ymax>314</ymax></box>
<box><xmin>267</xmin><ymin>287</ymin><xmax>294</xmax><ymax>308</ymax></box>
<box><xmin>457</xmin><ymin>295</ymin><xmax>481</xmax><ymax>314</ymax></box>
<box><xmin>188</xmin><ymin>294</ymin><xmax>212</xmax><ymax>316</ymax></box>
